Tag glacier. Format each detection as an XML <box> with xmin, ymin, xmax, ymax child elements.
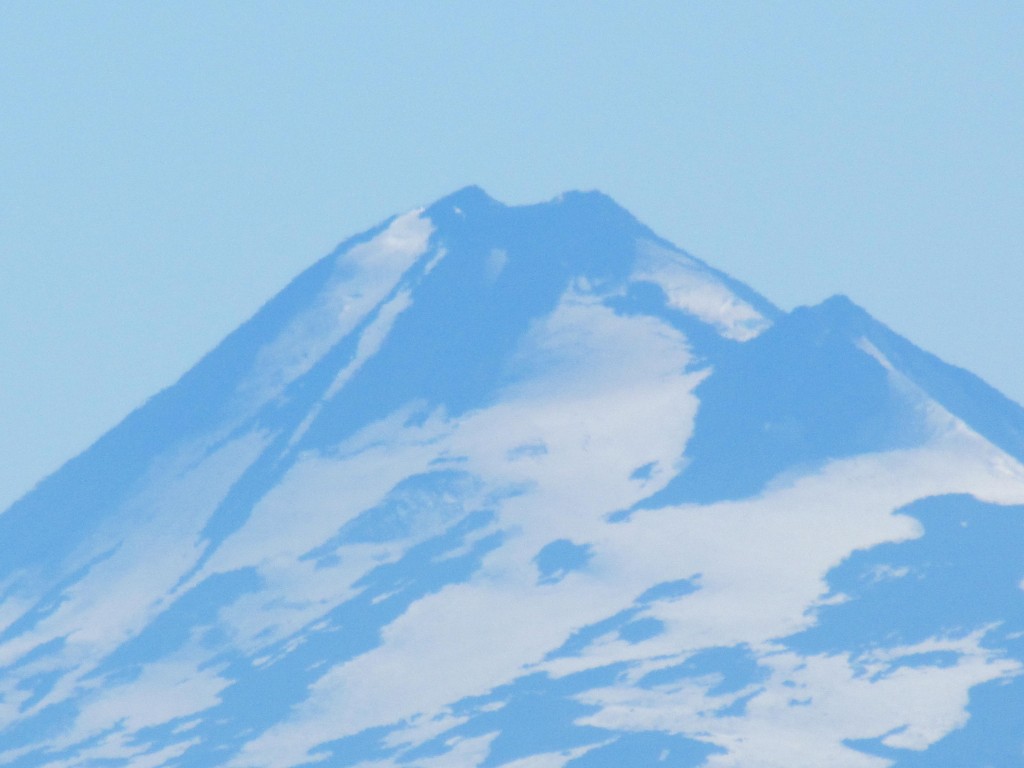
<box><xmin>1</xmin><ymin>186</ymin><xmax>1024</xmax><ymax>767</ymax></box>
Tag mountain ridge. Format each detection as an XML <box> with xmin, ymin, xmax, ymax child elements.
<box><xmin>1</xmin><ymin>188</ymin><xmax>1023</xmax><ymax>768</ymax></box>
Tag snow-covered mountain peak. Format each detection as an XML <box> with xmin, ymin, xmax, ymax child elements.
<box><xmin>2</xmin><ymin>189</ymin><xmax>1024</xmax><ymax>768</ymax></box>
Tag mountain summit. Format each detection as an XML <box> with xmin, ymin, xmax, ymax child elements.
<box><xmin>2</xmin><ymin>189</ymin><xmax>1024</xmax><ymax>767</ymax></box>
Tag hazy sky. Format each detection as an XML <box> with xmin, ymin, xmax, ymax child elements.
<box><xmin>1</xmin><ymin>1</ymin><xmax>1021</xmax><ymax>512</ymax></box>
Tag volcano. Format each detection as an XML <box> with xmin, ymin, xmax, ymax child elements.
<box><xmin>2</xmin><ymin>187</ymin><xmax>1024</xmax><ymax>767</ymax></box>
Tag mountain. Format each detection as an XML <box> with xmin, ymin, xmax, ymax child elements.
<box><xmin>2</xmin><ymin>186</ymin><xmax>1024</xmax><ymax>767</ymax></box>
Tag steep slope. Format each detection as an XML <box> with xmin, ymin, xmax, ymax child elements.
<box><xmin>1</xmin><ymin>188</ymin><xmax>1022</xmax><ymax>768</ymax></box>
<box><xmin>643</xmin><ymin>294</ymin><xmax>1024</xmax><ymax>507</ymax></box>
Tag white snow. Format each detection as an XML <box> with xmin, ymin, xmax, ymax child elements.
<box><xmin>632</xmin><ymin>240</ymin><xmax>771</xmax><ymax>341</ymax></box>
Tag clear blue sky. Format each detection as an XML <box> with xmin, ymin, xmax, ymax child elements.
<box><xmin>1</xmin><ymin>1</ymin><xmax>1022</xmax><ymax>512</ymax></box>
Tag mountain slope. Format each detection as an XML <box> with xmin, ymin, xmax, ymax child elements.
<box><xmin>1</xmin><ymin>188</ymin><xmax>1023</xmax><ymax>768</ymax></box>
